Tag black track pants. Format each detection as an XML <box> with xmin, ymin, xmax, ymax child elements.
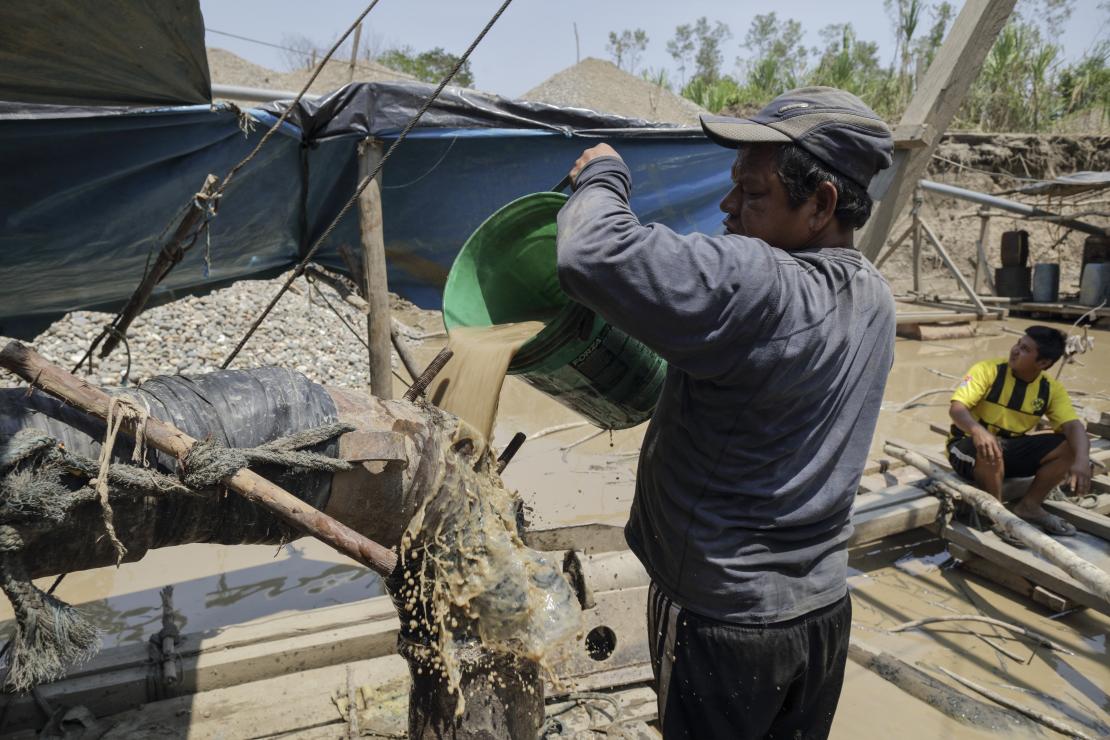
<box><xmin>648</xmin><ymin>583</ymin><xmax>852</xmax><ymax>739</ymax></box>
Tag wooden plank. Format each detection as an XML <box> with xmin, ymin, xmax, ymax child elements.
<box><xmin>1043</xmin><ymin>500</ymin><xmax>1110</xmax><ymax>541</ymax></box>
<box><xmin>1087</xmin><ymin>420</ymin><xmax>1110</xmax><ymax>439</ymax></box>
<box><xmin>859</xmin><ymin>0</ymin><xmax>1018</xmax><ymax>260</ymax></box>
<box><xmin>357</xmin><ymin>137</ymin><xmax>393</xmax><ymax>399</ymax></box>
<box><xmin>854</xmin><ymin>484</ymin><xmax>929</xmax><ymax>514</ymax></box>
<box><xmin>849</xmin><ymin>496</ymin><xmax>941</xmax><ymax>546</ymax></box>
<box><xmin>949</xmin><ymin>543</ymin><xmax>1073</xmax><ymax>611</ymax></box>
<box><xmin>896</xmin><ymin>311</ymin><xmax>981</xmax><ymax>325</ymax></box>
<box><xmin>932</xmin><ymin>520</ymin><xmax>1110</xmax><ymax>614</ymax></box>
<box><xmin>1010</xmin><ymin>302</ymin><xmax>1110</xmax><ymax>319</ymax></box>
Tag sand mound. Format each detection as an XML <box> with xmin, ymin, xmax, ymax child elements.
<box><xmin>207</xmin><ymin>47</ymin><xmax>416</xmax><ymax>98</ymax></box>
<box><xmin>522</xmin><ymin>58</ymin><xmax>705</xmax><ymax>126</ymax></box>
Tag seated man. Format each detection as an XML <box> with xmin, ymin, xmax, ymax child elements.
<box><xmin>948</xmin><ymin>325</ymin><xmax>1091</xmax><ymax>537</ymax></box>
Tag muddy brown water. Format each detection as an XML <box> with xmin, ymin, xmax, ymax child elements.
<box><xmin>427</xmin><ymin>321</ymin><xmax>544</xmax><ymax>444</ymax></box>
<box><xmin>2</xmin><ymin>310</ymin><xmax>1107</xmax><ymax>737</ymax></box>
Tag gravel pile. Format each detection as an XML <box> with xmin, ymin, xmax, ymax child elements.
<box><xmin>522</xmin><ymin>58</ymin><xmax>706</xmax><ymax>127</ymax></box>
<box><xmin>207</xmin><ymin>47</ymin><xmax>416</xmax><ymax>98</ymax></box>
<box><xmin>0</xmin><ymin>272</ymin><xmax>442</xmax><ymax>391</ymax></box>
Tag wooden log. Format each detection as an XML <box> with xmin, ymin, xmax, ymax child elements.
<box><xmin>0</xmin><ymin>341</ymin><xmax>398</xmax><ymax>578</ymax></box>
<box><xmin>357</xmin><ymin>138</ymin><xmax>393</xmax><ymax>400</ymax></box>
<box><xmin>97</xmin><ymin>174</ymin><xmax>219</xmax><ymax>359</ymax></box>
<box><xmin>886</xmin><ymin>442</ymin><xmax>1110</xmax><ymax>610</ymax></box>
<box><xmin>932</xmin><ymin>666</ymin><xmax>1095</xmax><ymax>739</ymax></box>
<box><xmin>858</xmin><ymin>0</ymin><xmax>1017</xmax><ymax>260</ymax></box>
<box><xmin>847</xmin><ymin>638</ymin><xmax>1039</xmax><ymax>734</ymax></box>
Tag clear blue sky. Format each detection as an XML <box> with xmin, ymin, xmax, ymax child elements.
<box><xmin>199</xmin><ymin>0</ymin><xmax>1108</xmax><ymax>98</ymax></box>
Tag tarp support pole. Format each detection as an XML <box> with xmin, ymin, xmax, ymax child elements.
<box><xmin>358</xmin><ymin>138</ymin><xmax>393</xmax><ymax>399</ymax></box>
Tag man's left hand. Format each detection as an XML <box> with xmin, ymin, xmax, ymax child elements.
<box><xmin>1067</xmin><ymin>457</ymin><xmax>1091</xmax><ymax>496</ymax></box>
<box><xmin>570</xmin><ymin>144</ymin><xmax>622</xmax><ymax>185</ymax></box>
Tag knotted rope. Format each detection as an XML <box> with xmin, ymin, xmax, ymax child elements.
<box><xmin>0</xmin><ymin>420</ymin><xmax>354</xmax><ymax>691</ymax></box>
<box><xmin>0</xmin><ymin>525</ymin><xmax>99</xmax><ymax>692</ymax></box>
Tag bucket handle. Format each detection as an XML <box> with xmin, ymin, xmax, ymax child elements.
<box><xmin>552</xmin><ymin>174</ymin><xmax>573</xmax><ymax>193</ymax></box>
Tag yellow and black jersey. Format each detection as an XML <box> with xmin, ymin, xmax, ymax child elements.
<box><xmin>949</xmin><ymin>357</ymin><xmax>1078</xmax><ymax>442</ymax></box>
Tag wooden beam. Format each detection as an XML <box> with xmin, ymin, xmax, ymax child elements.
<box><xmin>920</xmin><ymin>215</ymin><xmax>989</xmax><ymax>314</ymax></box>
<box><xmin>932</xmin><ymin>520</ymin><xmax>1110</xmax><ymax>614</ymax></box>
<box><xmin>1042</xmin><ymin>500</ymin><xmax>1110</xmax><ymax>541</ymax></box>
<box><xmin>358</xmin><ymin>138</ymin><xmax>394</xmax><ymax>400</ymax></box>
<box><xmin>859</xmin><ymin>0</ymin><xmax>1018</xmax><ymax>260</ymax></box>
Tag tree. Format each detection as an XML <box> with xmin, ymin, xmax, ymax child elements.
<box><xmin>738</xmin><ymin>13</ymin><xmax>808</xmax><ymax>98</ymax></box>
<box><xmin>607</xmin><ymin>29</ymin><xmax>649</xmax><ymax>74</ymax></box>
<box><xmin>912</xmin><ymin>2</ymin><xmax>955</xmax><ymax>78</ymax></box>
<box><xmin>810</xmin><ymin>24</ymin><xmax>888</xmax><ymax>106</ymax></box>
<box><xmin>666</xmin><ymin>24</ymin><xmax>697</xmax><ymax>86</ymax></box>
<box><xmin>692</xmin><ymin>17</ymin><xmax>732</xmax><ymax>83</ymax></box>
<box><xmin>378</xmin><ymin>46</ymin><xmax>475</xmax><ymax>87</ymax></box>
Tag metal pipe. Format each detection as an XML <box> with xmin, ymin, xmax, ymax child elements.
<box><xmin>211</xmin><ymin>83</ymin><xmax>320</xmax><ymax>103</ymax></box>
<box><xmin>918</xmin><ymin>180</ymin><xmax>1106</xmax><ymax>237</ymax></box>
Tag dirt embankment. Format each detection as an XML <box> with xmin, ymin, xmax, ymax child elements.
<box><xmin>885</xmin><ymin>133</ymin><xmax>1109</xmax><ymax>297</ymax></box>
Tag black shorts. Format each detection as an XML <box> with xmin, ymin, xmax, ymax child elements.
<box><xmin>947</xmin><ymin>432</ymin><xmax>1066</xmax><ymax>481</ymax></box>
<box><xmin>648</xmin><ymin>583</ymin><xmax>851</xmax><ymax>739</ymax></box>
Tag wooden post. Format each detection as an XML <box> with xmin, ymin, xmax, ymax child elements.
<box><xmin>358</xmin><ymin>138</ymin><xmax>394</xmax><ymax>400</ymax></box>
<box><xmin>919</xmin><ymin>220</ymin><xmax>989</xmax><ymax>314</ymax></box>
<box><xmin>911</xmin><ymin>190</ymin><xmax>923</xmax><ymax>293</ymax></box>
<box><xmin>0</xmin><ymin>341</ymin><xmax>399</xmax><ymax>578</ymax></box>
<box><xmin>858</xmin><ymin>0</ymin><xmax>1017</xmax><ymax>260</ymax></box>
<box><xmin>975</xmin><ymin>208</ymin><xmax>995</xmax><ymax>294</ymax></box>
<box><xmin>348</xmin><ymin>23</ymin><xmax>362</xmax><ymax>84</ymax></box>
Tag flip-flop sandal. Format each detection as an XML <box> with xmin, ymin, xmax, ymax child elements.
<box><xmin>1018</xmin><ymin>512</ymin><xmax>1077</xmax><ymax>537</ymax></box>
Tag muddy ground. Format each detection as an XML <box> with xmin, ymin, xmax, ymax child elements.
<box><xmin>4</xmin><ymin>303</ymin><xmax>1107</xmax><ymax>737</ymax></box>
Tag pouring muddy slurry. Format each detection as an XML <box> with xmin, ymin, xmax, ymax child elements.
<box><xmin>427</xmin><ymin>321</ymin><xmax>547</xmax><ymax>445</ymax></box>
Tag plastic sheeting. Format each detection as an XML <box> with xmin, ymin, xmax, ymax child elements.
<box><xmin>259</xmin><ymin>80</ymin><xmax>703</xmax><ymax>141</ymax></box>
<box><xmin>0</xmin><ymin>367</ymin><xmax>339</xmax><ymax>556</ymax></box>
<box><xmin>0</xmin><ymin>0</ymin><xmax>210</xmax><ymax>109</ymax></box>
<box><xmin>0</xmin><ymin>82</ymin><xmax>734</xmax><ymax>333</ymax></box>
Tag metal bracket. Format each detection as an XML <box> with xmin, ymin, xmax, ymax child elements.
<box><xmin>342</xmin><ymin>430</ymin><xmax>408</xmax><ymax>469</ymax></box>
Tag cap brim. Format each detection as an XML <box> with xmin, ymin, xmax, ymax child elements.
<box><xmin>699</xmin><ymin>114</ymin><xmax>791</xmax><ymax>149</ymax></box>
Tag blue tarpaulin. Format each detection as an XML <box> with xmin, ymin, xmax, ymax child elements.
<box><xmin>0</xmin><ymin>82</ymin><xmax>733</xmax><ymax>336</ymax></box>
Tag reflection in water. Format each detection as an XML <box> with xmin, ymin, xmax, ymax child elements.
<box><xmin>1</xmin><ymin>545</ymin><xmax>385</xmax><ymax>650</ymax></box>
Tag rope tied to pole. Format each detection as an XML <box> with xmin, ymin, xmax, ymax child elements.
<box><xmin>180</xmin><ymin>422</ymin><xmax>355</xmax><ymax>489</ymax></box>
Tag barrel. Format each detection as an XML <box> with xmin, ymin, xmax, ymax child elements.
<box><xmin>1031</xmin><ymin>263</ymin><xmax>1060</xmax><ymax>303</ymax></box>
<box><xmin>442</xmin><ymin>192</ymin><xmax>666</xmax><ymax>429</ymax></box>
<box><xmin>995</xmin><ymin>266</ymin><xmax>1031</xmax><ymax>299</ymax></box>
<box><xmin>1079</xmin><ymin>263</ymin><xmax>1110</xmax><ymax>307</ymax></box>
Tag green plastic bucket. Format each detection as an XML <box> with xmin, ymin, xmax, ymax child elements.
<box><xmin>442</xmin><ymin>192</ymin><xmax>666</xmax><ymax>430</ymax></box>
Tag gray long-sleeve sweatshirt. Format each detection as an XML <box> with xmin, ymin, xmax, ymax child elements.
<box><xmin>556</xmin><ymin>156</ymin><xmax>895</xmax><ymax>623</ymax></box>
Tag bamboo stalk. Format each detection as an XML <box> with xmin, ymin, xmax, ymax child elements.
<box><xmin>889</xmin><ymin>615</ymin><xmax>1074</xmax><ymax>655</ymax></box>
<box><xmin>0</xmin><ymin>341</ymin><xmax>398</xmax><ymax>578</ymax></box>
<box><xmin>885</xmin><ymin>441</ymin><xmax>1110</xmax><ymax>606</ymax></box>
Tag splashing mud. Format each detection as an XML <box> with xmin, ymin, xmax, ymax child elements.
<box><xmin>393</xmin><ymin>425</ymin><xmax>580</xmax><ymax>713</ymax></box>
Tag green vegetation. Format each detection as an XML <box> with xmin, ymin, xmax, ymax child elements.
<box><xmin>377</xmin><ymin>46</ymin><xmax>474</xmax><ymax>88</ymax></box>
<box><xmin>616</xmin><ymin>0</ymin><xmax>1108</xmax><ymax>132</ymax></box>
